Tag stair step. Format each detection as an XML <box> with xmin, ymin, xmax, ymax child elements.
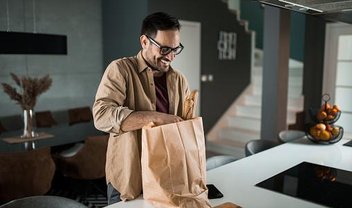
<box><xmin>227</xmin><ymin>116</ymin><xmax>261</xmax><ymax>131</ymax></box>
<box><xmin>235</xmin><ymin>105</ymin><xmax>261</xmax><ymax>118</ymax></box>
<box><xmin>252</xmin><ymin>85</ymin><xmax>302</xmax><ymax>97</ymax></box>
<box><xmin>233</xmin><ymin>105</ymin><xmax>297</xmax><ymax>124</ymax></box>
<box><xmin>252</xmin><ymin>75</ymin><xmax>303</xmax><ymax>87</ymax></box>
<box><xmin>206</xmin><ymin>138</ymin><xmax>246</xmax><ymax>159</ymax></box>
<box><xmin>252</xmin><ymin>66</ymin><xmax>303</xmax><ymax>76</ymax></box>
<box><xmin>244</xmin><ymin>95</ymin><xmax>304</xmax><ymax>111</ymax></box>
<box><xmin>219</xmin><ymin>127</ymin><xmax>260</xmax><ymax>146</ymax></box>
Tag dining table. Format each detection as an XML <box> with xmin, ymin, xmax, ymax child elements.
<box><xmin>0</xmin><ymin>122</ymin><xmax>104</xmax><ymax>153</ymax></box>
<box><xmin>106</xmin><ymin>136</ymin><xmax>352</xmax><ymax>208</ymax></box>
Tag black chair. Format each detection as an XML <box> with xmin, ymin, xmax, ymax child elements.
<box><xmin>245</xmin><ymin>139</ymin><xmax>279</xmax><ymax>157</ymax></box>
<box><xmin>278</xmin><ymin>130</ymin><xmax>306</xmax><ymax>143</ymax></box>
<box><xmin>206</xmin><ymin>155</ymin><xmax>238</xmax><ymax>171</ymax></box>
<box><xmin>0</xmin><ymin>196</ymin><xmax>87</xmax><ymax>208</ymax></box>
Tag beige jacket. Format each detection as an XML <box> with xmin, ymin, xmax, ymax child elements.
<box><xmin>92</xmin><ymin>51</ymin><xmax>189</xmax><ymax>201</ymax></box>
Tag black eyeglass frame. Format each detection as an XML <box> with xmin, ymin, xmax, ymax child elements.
<box><xmin>146</xmin><ymin>35</ymin><xmax>184</xmax><ymax>55</ymax></box>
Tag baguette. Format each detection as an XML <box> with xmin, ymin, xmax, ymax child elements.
<box><xmin>182</xmin><ymin>90</ymin><xmax>198</xmax><ymax>120</ymax></box>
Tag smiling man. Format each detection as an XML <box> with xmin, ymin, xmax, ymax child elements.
<box><xmin>92</xmin><ymin>12</ymin><xmax>190</xmax><ymax>204</ymax></box>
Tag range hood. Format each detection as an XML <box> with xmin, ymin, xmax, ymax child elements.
<box><xmin>257</xmin><ymin>0</ymin><xmax>352</xmax><ymax>23</ymax></box>
<box><xmin>258</xmin><ymin>0</ymin><xmax>352</xmax><ymax>14</ymax></box>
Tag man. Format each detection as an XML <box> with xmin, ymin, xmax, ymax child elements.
<box><xmin>92</xmin><ymin>12</ymin><xmax>190</xmax><ymax>204</ymax></box>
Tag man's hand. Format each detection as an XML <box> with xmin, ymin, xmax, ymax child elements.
<box><xmin>121</xmin><ymin>111</ymin><xmax>183</xmax><ymax>132</ymax></box>
<box><xmin>153</xmin><ymin>113</ymin><xmax>183</xmax><ymax>126</ymax></box>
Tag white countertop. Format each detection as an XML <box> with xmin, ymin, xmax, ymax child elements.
<box><xmin>106</xmin><ymin>137</ymin><xmax>352</xmax><ymax>208</ymax></box>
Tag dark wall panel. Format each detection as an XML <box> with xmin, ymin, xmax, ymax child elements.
<box><xmin>303</xmin><ymin>16</ymin><xmax>326</xmax><ymax>122</ymax></box>
<box><xmin>102</xmin><ymin>0</ymin><xmax>148</xmax><ymax>67</ymax></box>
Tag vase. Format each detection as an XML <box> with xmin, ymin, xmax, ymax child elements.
<box><xmin>22</xmin><ymin>109</ymin><xmax>38</xmax><ymax>138</ymax></box>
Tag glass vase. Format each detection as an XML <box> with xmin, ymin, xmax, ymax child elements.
<box><xmin>22</xmin><ymin>109</ymin><xmax>37</xmax><ymax>138</ymax></box>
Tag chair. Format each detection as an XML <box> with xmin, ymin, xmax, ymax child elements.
<box><xmin>68</xmin><ymin>107</ymin><xmax>93</xmax><ymax>126</ymax></box>
<box><xmin>0</xmin><ymin>195</ymin><xmax>87</xmax><ymax>208</ymax></box>
<box><xmin>35</xmin><ymin>111</ymin><xmax>57</xmax><ymax>128</ymax></box>
<box><xmin>245</xmin><ymin>139</ymin><xmax>279</xmax><ymax>157</ymax></box>
<box><xmin>0</xmin><ymin>121</ymin><xmax>6</xmax><ymax>134</ymax></box>
<box><xmin>54</xmin><ymin>135</ymin><xmax>109</xmax><ymax>180</ymax></box>
<box><xmin>52</xmin><ymin>107</ymin><xmax>108</xmax><ymax>198</ymax></box>
<box><xmin>0</xmin><ymin>148</ymin><xmax>56</xmax><ymax>201</ymax></box>
<box><xmin>53</xmin><ymin>135</ymin><xmax>108</xmax><ymax>200</ymax></box>
<box><xmin>206</xmin><ymin>155</ymin><xmax>238</xmax><ymax>171</ymax></box>
<box><xmin>278</xmin><ymin>130</ymin><xmax>306</xmax><ymax>143</ymax></box>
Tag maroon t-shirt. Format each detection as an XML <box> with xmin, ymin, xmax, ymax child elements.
<box><xmin>154</xmin><ymin>73</ymin><xmax>169</xmax><ymax>114</ymax></box>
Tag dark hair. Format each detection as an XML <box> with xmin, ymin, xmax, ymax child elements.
<box><xmin>141</xmin><ymin>12</ymin><xmax>180</xmax><ymax>38</ymax></box>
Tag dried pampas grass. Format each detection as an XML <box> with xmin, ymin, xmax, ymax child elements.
<box><xmin>1</xmin><ymin>73</ymin><xmax>52</xmax><ymax>110</ymax></box>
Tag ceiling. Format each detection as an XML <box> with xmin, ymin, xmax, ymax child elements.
<box><xmin>256</xmin><ymin>0</ymin><xmax>352</xmax><ymax>24</ymax></box>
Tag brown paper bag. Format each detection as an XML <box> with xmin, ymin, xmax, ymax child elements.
<box><xmin>141</xmin><ymin>117</ymin><xmax>211</xmax><ymax>208</ymax></box>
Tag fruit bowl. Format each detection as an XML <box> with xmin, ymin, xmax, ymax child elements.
<box><xmin>305</xmin><ymin>123</ymin><xmax>344</xmax><ymax>144</ymax></box>
<box><xmin>309</xmin><ymin>107</ymin><xmax>341</xmax><ymax>124</ymax></box>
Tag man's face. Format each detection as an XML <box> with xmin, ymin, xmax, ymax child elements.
<box><xmin>141</xmin><ymin>30</ymin><xmax>181</xmax><ymax>73</ymax></box>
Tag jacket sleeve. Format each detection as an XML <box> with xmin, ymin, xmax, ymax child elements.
<box><xmin>92</xmin><ymin>61</ymin><xmax>133</xmax><ymax>135</ymax></box>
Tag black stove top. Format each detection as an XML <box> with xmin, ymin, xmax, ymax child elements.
<box><xmin>256</xmin><ymin>162</ymin><xmax>352</xmax><ymax>208</ymax></box>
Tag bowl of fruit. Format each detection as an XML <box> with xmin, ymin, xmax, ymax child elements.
<box><xmin>309</xmin><ymin>105</ymin><xmax>341</xmax><ymax>124</ymax></box>
<box><xmin>306</xmin><ymin>94</ymin><xmax>344</xmax><ymax>144</ymax></box>
<box><xmin>306</xmin><ymin>123</ymin><xmax>344</xmax><ymax>144</ymax></box>
<box><xmin>309</xmin><ymin>94</ymin><xmax>341</xmax><ymax>124</ymax></box>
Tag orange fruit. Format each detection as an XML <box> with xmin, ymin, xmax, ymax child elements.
<box><xmin>330</xmin><ymin>108</ymin><xmax>338</xmax><ymax>116</ymax></box>
<box><xmin>320</xmin><ymin>130</ymin><xmax>331</xmax><ymax>141</ymax></box>
<box><xmin>333</xmin><ymin>104</ymin><xmax>341</xmax><ymax>112</ymax></box>
<box><xmin>326</xmin><ymin>124</ymin><xmax>333</xmax><ymax>132</ymax></box>
<box><xmin>317</xmin><ymin>110</ymin><xmax>327</xmax><ymax>121</ymax></box>
<box><xmin>315</xmin><ymin>123</ymin><xmax>326</xmax><ymax>131</ymax></box>
<box><xmin>310</xmin><ymin>127</ymin><xmax>318</xmax><ymax>138</ymax></box>
<box><xmin>332</xmin><ymin>127</ymin><xmax>340</xmax><ymax>137</ymax></box>
<box><xmin>327</xmin><ymin>114</ymin><xmax>335</xmax><ymax>120</ymax></box>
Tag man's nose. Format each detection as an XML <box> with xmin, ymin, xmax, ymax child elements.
<box><xmin>165</xmin><ymin>52</ymin><xmax>176</xmax><ymax>61</ymax></box>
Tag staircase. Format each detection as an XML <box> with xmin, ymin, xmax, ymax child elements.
<box><xmin>206</xmin><ymin>49</ymin><xmax>304</xmax><ymax>159</ymax></box>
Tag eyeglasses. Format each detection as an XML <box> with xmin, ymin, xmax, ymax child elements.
<box><xmin>146</xmin><ymin>35</ymin><xmax>184</xmax><ymax>55</ymax></box>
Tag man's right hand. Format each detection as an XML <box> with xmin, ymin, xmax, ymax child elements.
<box><xmin>121</xmin><ymin>111</ymin><xmax>183</xmax><ymax>132</ymax></box>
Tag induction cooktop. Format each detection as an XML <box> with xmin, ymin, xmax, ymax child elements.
<box><xmin>256</xmin><ymin>162</ymin><xmax>352</xmax><ymax>208</ymax></box>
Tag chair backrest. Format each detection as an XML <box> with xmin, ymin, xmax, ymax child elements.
<box><xmin>0</xmin><ymin>121</ymin><xmax>6</xmax><ymax>134</ymax></box>
<box><xmin>55</xmin><ymin>135</ymin><xmax>109</xmax><ymax>180</ymax></box>
<box><xmin>245</xmin><ymin>139</ymin><xmax>279</xmax><ymax>157</ymax></box>
<box><xmin>278</xmin><ymin>130</ymin><xmax>306</xmax><ymax>143</ymax></box>
<box><xmin>206</xmin><ymin>155</ymin><xmax>238</xmax><ymax>171</ymax></box>
<box><xmin>0</xmin><ymin>148</ymin><xmax>56</xmax><ymax>201</ymax></box>
<box><xmin>35</xmin><ymin>111</ymin><xmax>57</xmax><ymax>128</ymax></box>
<box><xmin>51</xmin><ymin>110</ymin><xmax>69</xmax><ymax>124</ymax></box>
<box><xmin>68</xmin><ymin>107</ymin><xmax>93</xmax><ymax>126</ymax></box>
<box><xmin>0</xmin><ymin>196</ymin><xmax>87</xmax><ymax>208</ymax></box>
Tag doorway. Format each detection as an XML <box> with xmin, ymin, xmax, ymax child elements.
<box><xmin>172</xmin><ymin>20</ymin><xmax>201</xmax><ymax>116</ymax></box>
<box><xmin>324</xmin><ymin>23</ymin><xmax>352</xmax><ymax>134</ymax></box>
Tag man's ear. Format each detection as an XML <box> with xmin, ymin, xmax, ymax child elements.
<box><xmin>140</xmin><ymin>35</ymin><xmax>148</xmax><ymax>49</ymax></box>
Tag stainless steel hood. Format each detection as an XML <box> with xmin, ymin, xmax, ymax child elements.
<box><xmin>257</xmin><ymin>0</ymin><xmax>352</xmax><ymax>23</ymax></box>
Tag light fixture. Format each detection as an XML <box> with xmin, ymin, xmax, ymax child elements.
<box><xmin>0</xmin><ymin>0</ymin><xmax>67</xmax><ymax>55</ymax></box>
